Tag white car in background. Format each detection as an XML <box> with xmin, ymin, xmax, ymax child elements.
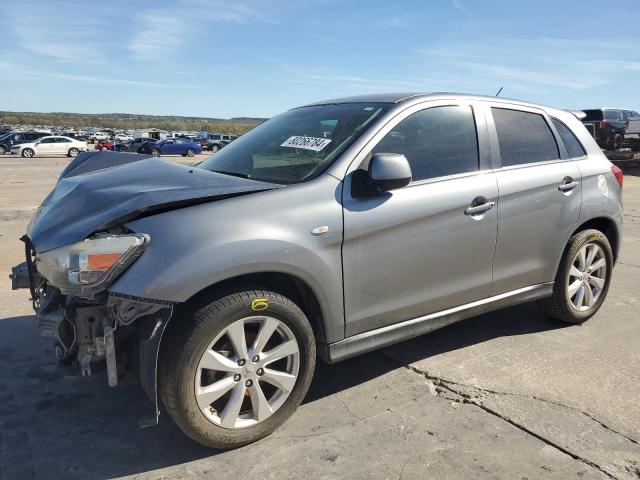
<box><xmin>11</xmin><ymin>136</ymin><xmax>88</xmax><ymax>158</ymax></box>
<box><xmin>114</xmin><ymin>133</ymin><xmax>133</xmax><ymax>141</ymax></box>
<box><xmin>91</xmin><ymin>132</ymin><xmax>110</xmax><ymax>142</ymax></box>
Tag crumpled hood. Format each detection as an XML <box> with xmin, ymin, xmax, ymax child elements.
<box><xmin>27</xmin><ymin>151</ymin><xmax>282</xmax><ymax>252</ymax></box>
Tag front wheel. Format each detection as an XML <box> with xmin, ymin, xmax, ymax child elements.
<box><xmin>210</xmin><ymin>144</ymin><xmax>219</xmax><ymax>154</ymax></box>
<box><xmin>21</xmin><ymin>148</ymin><xmax>34</xmax><ymax>158</ymax></box>
<box><xmin>186</xmin><ymin>148</ymin><xmax>195</xmax><ymax>157</ymax></box>
<box><xmin>159</xmin><ymin>290</ymin><xmax>316</xmax><ymax>449</ymax></box>
<box><xmin>68</xmin><ymin>148</ymin><xmax>79</xmax><ymax>157</ymax></box>
<box><xmin>0</xmin><ymin>145</ymin><xmax>6</xmax><ymax>155</ymax></box>
<box><xmin>151</xmin><ymin>148</ymin><xmax>161</xmax><ymax>157</ymax></box>
<box><xmin>538</xmin><ymin>229</ymin><xmax>613</xmax><ymax>324</ymax></box>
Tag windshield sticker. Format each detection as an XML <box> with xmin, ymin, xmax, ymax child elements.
<box><xmin>281</xmin><ymin>136</ymin><xmax>332</xmax><ymax>152</ymax></box>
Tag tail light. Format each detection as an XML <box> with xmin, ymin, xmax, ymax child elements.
<box><xmin>600</xmin><ymin>120</ymin><xmax>609</xmax><ymax>129</ymax></box>
<box><xmin>611</xmin><ymin>164</ymin><xmax>623</xmax><ymax>189</ymax></box>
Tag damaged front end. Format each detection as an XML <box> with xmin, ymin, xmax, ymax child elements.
<box><xmin>11</xmin><ymin>234</ymin><xmax>173</xmax><ymax>425</ymax></box>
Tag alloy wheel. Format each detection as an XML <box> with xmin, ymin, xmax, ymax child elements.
<box><xmin>194</xmin><ymin>316</ymin><xmax>300</xmax><ymax>429</ymax></box>
<box><xmin>567</xmin><ymin>242</ymin><xmax>607</xmax><ymax>311</ymax></box>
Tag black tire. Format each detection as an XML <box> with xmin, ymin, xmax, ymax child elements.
<box><xmin>609</xmin><ymin>134</ymin><xmax>623</xmax><ymax>151</ymax></box>
<box><xmin>538</xmin><ymin>229</ymin><xmax>613</xmax><ymax>324</ymax></box>
<box><xmin>186</xmin><ymin>148</ymin><xmax>195</xmax><ymax>157</ymax></box>
<box><xmin>118</xmin><ymin>146</ymin><xmax>129</xmax><ymax>152</ymax></box>
<box><xmin>210</xmin><ymin>144</ymin><xmax>219</xmax><ymax>153</ymax></box>
<box><xmin>159</xmin><ymin>289</ymin><xmax>316</xmax><ymax>449</ymax></box>
<box><xmin>100</xmin><ymin>146</ymin><xmax>108</xmax><ymax>151</ymax></box>
<box><xmin>151</xmin><ymin>148</ymin><xmax>161</xmax><ymax>157</ymax></box>
<box><xmin>68</xmin><ymin>148</ymin><xmax>79</xmax><ymax>158</ymax></box>
<box><xmin>21</xmin><ymin>148</ymin><xmax>34</xmax><ymax>158</ymax></box>
<box><xmin>0</xmin><ymin>145</ymin><xmax>6</xmax><ymax>155</ymax></box>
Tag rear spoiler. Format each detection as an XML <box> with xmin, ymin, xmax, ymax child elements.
<box><xmin>567</xmin><ymin>110</ymin><xmax>587</xmax><ymax>120</ymax></box>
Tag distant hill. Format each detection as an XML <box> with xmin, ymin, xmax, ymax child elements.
<box><xmin>0</xmin><ymin>111</ymin><xmax>268</xmax><ymax>134</ymax></box>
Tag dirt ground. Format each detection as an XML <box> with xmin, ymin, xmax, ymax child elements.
<box><xmin>0</xmin><ymin>153</ymin><xmax>639</xmax><ymax>480</ymax></box>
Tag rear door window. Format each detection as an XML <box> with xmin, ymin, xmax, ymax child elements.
<box><xmin>552</xmin><ymin>119</ymin><xmax>586</xmax><ymax>158</ymax></box>
<box><xmin>491</xmin><ymin>108</ymin><xmax>559</xmax><ymax>167</ymax></box>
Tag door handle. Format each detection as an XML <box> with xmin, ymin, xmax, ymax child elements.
<box><xmin>465</xmin><ymin>197</ymin><xmax>496</xmax><ymax>216</ymax></box>
<box><xmin>558</xmin><ymin>177</ymin><xmax>579</xmax><ymax>192</ymax></box>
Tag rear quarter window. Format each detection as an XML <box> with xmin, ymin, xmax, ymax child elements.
<box><xmin>551</xmin><ymin>119</ymin><xmax>586</xmax><ymax>158</ymax></box>
<box><xmin>491</xmin><ymin>108</ymin><xmax>559</xmax><ymax>167</ymax></box>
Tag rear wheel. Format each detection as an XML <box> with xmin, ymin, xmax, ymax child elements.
<box><xmin>118</xmin><ymin>146</ymin><xmax>129</xmax><ymax>152</ymax></box>
<box><xmin>21</xmin><ymin>148</ymin><xmax>34</xmax><ymax>158</ymax></box>
<box><xmin>159</xmin><ymin>289</ymin><xmax>316</xmax><ymax>449</ymax></box>
<box><xmin>100</xmin><ymin>146</ymin><xmax>108</xmax><ymax>151</ymax></box>
<box><xmin>0</xmin><ymin>145</ymin><xmax>6</xmax><ymax>155</ymax></box>
<box><xmin>609</xmin><ymin>134</ymin><xmax>623</xmax><ymax>151</ymax></box>
<box><xmin>538</xmin><ymin>229</ymin><xmax>613</xmax><ymax>324</ymax></box>
<box><xmin>210</xmin><ymin>144</ymin><xmax>219</xmax><ymax>154</ymax></box>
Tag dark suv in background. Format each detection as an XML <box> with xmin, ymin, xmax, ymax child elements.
<box><xmin>581</xmin><ymin>108</ymin><xmax>640</xmax><ymax>151</ymax></box>
<box><xmin>0</xmin><ymin>132</ymin><xmax>49</xmax><ymax>154</ymax></box>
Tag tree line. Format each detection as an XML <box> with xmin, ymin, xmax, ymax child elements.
<box><xmin>0</xmin><ymin>111</ymin><xmax>266</xmax><ymax>134</ymax></box>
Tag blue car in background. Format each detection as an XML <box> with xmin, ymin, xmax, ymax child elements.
<box><xmin>139</xmin><ymin>137</ymin><xmax>202</xmax><ymax>157</ymax></box>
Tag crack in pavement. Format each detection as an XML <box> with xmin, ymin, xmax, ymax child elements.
<box><xmin>379</xmin><ymin>351</ymin><xmax>637</xmax><ymax>480</ymax></box>
<box><xmin>618</xmin><ymin>262</ymin><xmax>640</xmax><ymax>269</ymax></box>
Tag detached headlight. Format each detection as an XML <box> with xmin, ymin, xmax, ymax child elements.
<box><xmin>36</xmin><ymin>234</ymin><xmax>149</xmax><ymax>298</ymax></box>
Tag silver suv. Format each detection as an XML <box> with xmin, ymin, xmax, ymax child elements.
<box><xmin>11</xmin><ymin>93</ymin><xmax>623</xmax><ymax>448</ymax></box>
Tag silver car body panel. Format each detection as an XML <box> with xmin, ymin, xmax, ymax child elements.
<box><xmin>100</xmin><ymin>93</ymin><xmax>621</xmax><ymax>356</ymax></box>
<box><xmin>111</xmin><ymin>174</ymin><xmax>346</xmax><ymax>343</ymax></box>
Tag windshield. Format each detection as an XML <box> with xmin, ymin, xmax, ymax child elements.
<box><xmin>199</xmin><ymin>103</ymin><xmax>389</xmax><ymax>184</ymax></box>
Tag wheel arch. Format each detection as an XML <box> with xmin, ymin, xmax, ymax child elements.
<box><xmin>570</xmin><ymin>216</ymin><xmax>620</xmax><ymax>262</ymax></box>
<box><xmin>139</xmin><ymin>271</ymin><xmax>329</xmax><ymax>424</ymax></box>
<box><xmin>175</xmin><ymin>271</ymin><xmax>328</xmax><ymax>351</ymax></box>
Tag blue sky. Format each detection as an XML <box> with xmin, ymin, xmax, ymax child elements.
<box><xmin>1</xmin><ymin>0</ymin><xmax>639</xmax><ymax>118</ymax></box>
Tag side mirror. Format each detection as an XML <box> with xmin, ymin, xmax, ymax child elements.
<box><xmin>367</xmin><ymin>153</ymin><xmax>412</xmax><ymax>192</ymax></box>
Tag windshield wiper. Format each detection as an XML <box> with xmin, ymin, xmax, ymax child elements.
<box><xmin>211</xmin><ymin>170</ymin><xmax>251</xmax><ymax>179</ymax></box>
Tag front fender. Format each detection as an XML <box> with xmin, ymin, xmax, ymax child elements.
<box><xmin>109</xmin><ymin>176</ymin><xmax>344</xmax><ymax>343</ymax></box>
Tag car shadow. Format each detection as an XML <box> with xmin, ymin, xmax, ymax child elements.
<box><xmin>0</xmin><ymin>302</ymin><xmax>565</xmax><ymax>479</ymax></box>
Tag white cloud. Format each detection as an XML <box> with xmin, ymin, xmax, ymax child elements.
<box><xmin>451</xmin><ymin>0</ymin><xmax>472</xmax><ymax>17</ymax></box>
<box><xmin>412</xmin><ymin>37</ymin><xmax>640</xmax><ymax>95</ymax></box>
<box><xmin>6</xmin><ymin>2</ymin><xmax>108</xmax><ymax>63</ymax></box>
<box><xmin>128</xmin><ymin>1</ymin><xmax>274</xmax><ymax>60</ymax></box>
<box><xmin>306</xmin><ymin>32</ymin><xmax>342</xmax><ymax>45</ymax></box>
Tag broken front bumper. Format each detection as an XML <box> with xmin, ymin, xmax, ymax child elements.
<box><xmin>11</xmin><ymin>253</ymin><xmax>174</xmax><ymax>425</ymax></box>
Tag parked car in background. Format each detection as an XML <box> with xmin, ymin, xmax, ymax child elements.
<box><xmin>11</xmin><ymin>136</ymin><xmax>87</xmax><ymax>158</ymax></box>
<box><xmin>201</xmin><ymin>133</ymin><xmax>234</xmax><ymax>152</ymax></box>
<box><xmin>114</xmin><ymin>137</ymin><xmax>156</xmax><ymax>153</ymax></box>
<box><xmin>67</xmin><ymin>133</ymin><xmax>90</xmax><ymax>142</ymax></box>
<box><xmin>581</xmin><ymin>108</ymin><xmax>639</xmax><ymax>151</ymax></box>
<box><xmin>95</xmin><ymin>140</ymin><xmax>114</xmax><ymax>151</ymax></box>
<box><xmin>138</xmin><ymin>137</ymin><xmax>202</xmax><ymax>156</ymax></box>
<box><xmin>10</xmin><ymin>93</ymin><xmax>623</xmax><ymax>449</ymax></box>
<box><xmin>623</xmin><ymin>111</ymin><xmax>640</xmax><ymax>151</ymax></box>
<box><xmin>114</xmin><ymin>133</ymin><xmax>133</xmax><ymax>142</ymax></box>
<box><xmin>90</xmin><ymin>132</ymin><xmax>111</xmax><ymax>143</ymax></box>
<box><xmin>0</xmin><ymin>132</ymin><xmax>49</xmax><ymax>154</ymax></box>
